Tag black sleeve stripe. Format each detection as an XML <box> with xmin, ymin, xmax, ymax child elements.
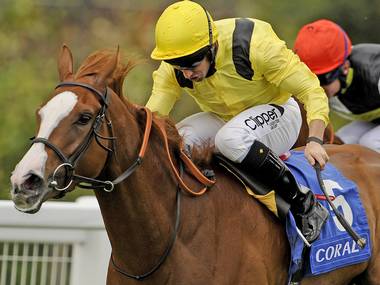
<box><xmin>232</xmin><ymin>18</ymin><xmax>255</xmax><ymax>80</ymax></box>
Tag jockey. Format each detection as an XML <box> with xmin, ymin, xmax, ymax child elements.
<box><xmin>294</xmin><ymin>19</ymin><xmax>380</xmax><ymax>152</ymax></box>
<box><xmin>146</xmin><ymin>0</ymin><xmax>329</xmax><ymax>242</ymax></box>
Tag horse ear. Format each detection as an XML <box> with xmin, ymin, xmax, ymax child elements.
<box><xmin>96</xmin><ymin>46</ymin><xmax>119</xmax><ymax>87</ymax></box>
<box><xmin>58</xmin><ymin>44</ymin><xmax>74</xmax><ymax>82</ymax></box>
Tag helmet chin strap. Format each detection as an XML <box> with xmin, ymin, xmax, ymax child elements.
<box><xmin>333</xmin><ymin>71</ymin><xmax>348</xmax><ymax>97</ymax></box>
<box><xmin>208</xmin><ymin>43</ymin><xmax>217</xmax><ymax>65</ymax></box>
<box><xmin>205</xmin><ymin>44</ymin><xmax>218</xmax><ymax>78</ymax></box>
<box><xmin>338</xmin><ymin>70</ymin><xmax>347</xmax><ymax>90</ymax></box>
<box><xmin>336</xmin><ymin>60</ymin><xmax>351</xmax><ymax>95</ymax></box>
<box><xmin>336</xmin><ymin>27</ymin><xmax>350</xmax><ymax>94</ymax></box>
<box><xmin>197</xmin><ymin>4</ymin><xmax>217</xmax><ymax>76</ymax></box>
<box><xmin>201</xmin><ymin>5</ymin><xmax>216</xmax><ymax>63</ymax></box>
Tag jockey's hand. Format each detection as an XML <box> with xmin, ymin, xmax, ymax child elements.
<box><xmin>304</xmin><ymin>141</ymin><xmax>329</xmax><ymax>169</ymax></box>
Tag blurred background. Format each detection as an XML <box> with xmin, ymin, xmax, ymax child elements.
<box><xmin>1</xmin><ymin>0</ymin><xmax>379</xmax><ymax>200</ymax></box>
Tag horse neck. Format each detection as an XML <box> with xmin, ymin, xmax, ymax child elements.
<box><xmin>95</xmin><ymin>96</ymin><xmax>178</xmax><ymax>273</ymax></box>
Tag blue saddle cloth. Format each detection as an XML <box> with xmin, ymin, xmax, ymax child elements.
<box><xmin>284</xmin><ymin>151</ymin><xmax>371</xmax><ymax>282</ymax></box>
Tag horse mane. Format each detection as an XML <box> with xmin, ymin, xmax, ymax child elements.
<box><xmin>151</xmin><ymin>115</ymin><xmax>214</xmax><ymax>168</ymax></box>
<box><xmin>75</xmin><ymin>49</ymin><xmax>137</xmax><ymax>97</ymax></box>
<box><xmin>74</xmin><ymin>48</ymin><xmax>213</xmax><ymax>167</ymax></box>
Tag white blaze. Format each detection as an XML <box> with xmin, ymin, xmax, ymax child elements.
<box><xmin>11</xmin><ymin>91</ymin><xmax>78</xmax><ymax>186</ymax></box>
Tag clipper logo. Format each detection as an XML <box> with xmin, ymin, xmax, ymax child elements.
<box><xmin>244</xmin><ymin>105</ymin><xmax>284</xmax><ymax>131</ymax></box>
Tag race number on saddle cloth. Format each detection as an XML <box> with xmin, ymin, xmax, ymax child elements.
<box><xmin>284</xmin><ymin>151</ymin><xmax>371</xmax><ymax>280</ymax></box>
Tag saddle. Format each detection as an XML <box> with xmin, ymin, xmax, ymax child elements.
<box><xmin>215</xmin><ymin>154</ymin><xmax>290</xmax><ymax>221</ymax></box>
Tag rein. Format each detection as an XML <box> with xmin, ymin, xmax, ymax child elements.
<box><xmin>70</xmin><ymin>105</ymin><xmax>153</xmax><ymax>192</ymax></box>
<box><xmin>156</xmin><ymin>120</ymin><xmax>215</xmax><ymax>196</ymax></box>
<box><xmin>326</xmin><ymin>123</ymin><xmax>335</xmax><ymax>144</ymax></box>
<box><xmin>72</xmin><ymin>107</ymin><xmax>216</xmax><ymax>195</ymax></box>
<box><xmin>111</xmin><ymin>166</ymin><xmax>182</xmax><ymax>281</ymax></box>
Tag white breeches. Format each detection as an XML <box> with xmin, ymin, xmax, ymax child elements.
<box><xmin>336</xmin><ymin>121</ymin><xmax>380</xmax><ymax>152</ymax></box>
<box><xmin>177</xmin><ymin>97</ymin><xmax>302</xmax><ymax>162</ymax></box>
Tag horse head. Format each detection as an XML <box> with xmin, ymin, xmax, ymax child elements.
<box><xmin>10</xmin><ymin>45</ymin><xmax>129</xmax><ymax>213</ymax></box>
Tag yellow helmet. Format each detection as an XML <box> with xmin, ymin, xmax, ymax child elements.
<box><xmin>151</xmin><ymin>1</ymin><xmax>218</xmax><ymax>60</ymax></box>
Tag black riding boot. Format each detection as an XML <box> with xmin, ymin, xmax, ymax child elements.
<box><xmin>240</xmin><ymin>140</ymin><xmax>329</xmax><ymax>243</ymax></box>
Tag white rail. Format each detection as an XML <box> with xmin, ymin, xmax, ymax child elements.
<box><xmin>0</xmin><ymin>196</ymin><xmax>111</xmax><ymax>285</ymax></box>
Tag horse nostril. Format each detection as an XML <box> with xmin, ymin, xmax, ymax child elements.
<box><xmin>22</xmin><ymin>174</ymin><xmax>43</xmax><ymax>190</ymax></box>
<box><xmin>13</xmin><ymin>186</ymin><xmax>20</xmax><ymax>194</ymax></box>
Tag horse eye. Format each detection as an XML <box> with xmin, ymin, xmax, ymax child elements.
<box><xmin>76</xmin><ymin>113</ymin><xmax>92</xmax><ymax>125</ymax></box>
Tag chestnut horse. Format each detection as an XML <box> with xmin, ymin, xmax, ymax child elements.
<box><xmin>10</xmin><ymin>46</ymin><xmax>380</xmax><ymax>285</ymax></box>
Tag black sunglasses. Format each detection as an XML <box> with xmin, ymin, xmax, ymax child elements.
<box><xmin>165</xmin><ymin>46</ymin><xmax>211</xmax><ymax>70</ymax></box>
<box><xmin>170</xmin><ymin>58</ymin><xmax>205</xmax><ymax>71</ymax></box>
<box><xmin>317</xmin><ymin>66</ymin><xmax>342</xmax><ymax>86</ymax></box>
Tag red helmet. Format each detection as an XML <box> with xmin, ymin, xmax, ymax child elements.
<box><xmin>294</xmin><ymin>19</ymin><xmax>352</xmax><ymax>74</ymax></box>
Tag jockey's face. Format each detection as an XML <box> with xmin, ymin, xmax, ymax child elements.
<box><xmin>319</xmin><ymin>60</ymin><xmax>350</xmax><ymax>98</ymax></box>
<box><xmin>321</xmin><ymin>80</ymin><xmax>341</xmax><ymax>98</ymax></box>
<box><xmin>177</xmin><ymin>57</ymin><xmax>211</xmax><ymax>82</ymax></box>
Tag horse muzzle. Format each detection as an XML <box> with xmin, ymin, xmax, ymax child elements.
<box><xmin>11</xmin><ymin>172</ymin><xmax>49</xmax><ymax>213</ymax></box>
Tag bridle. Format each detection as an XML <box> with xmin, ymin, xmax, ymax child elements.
<box><xmin>32</xmin><ymin>81</ymin><xmax>143</xmax><ymax>194</ymax></box>
<box><xmin>33</xmin><ymin>82</ymin><xmax>112</xmax><ymax>191</ymax></box>
<box><xmin>31</xmin><ymin>80</ymin><xmax>216</xmax><ymax>280</ymax></box>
